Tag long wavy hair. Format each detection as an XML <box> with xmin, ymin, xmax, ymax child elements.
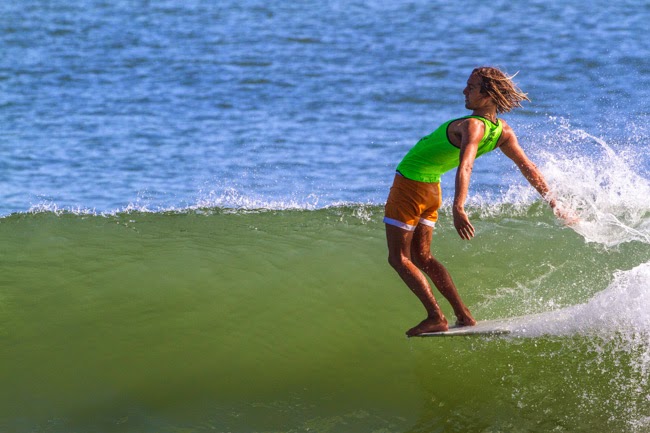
<box><xmin>472</xmin><ymin>67</ymin><xmax>530</xmax><ymax>113</ymax></box>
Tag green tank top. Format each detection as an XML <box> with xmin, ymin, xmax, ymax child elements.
<box><xmin>396</xmin><ymin>115</ymin><xmax>503</xmax><ymax>183</ymax></box>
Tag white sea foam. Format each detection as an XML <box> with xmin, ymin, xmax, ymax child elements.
<box><xmin>26</xmin><ymin>201</ymin><xmax>98</xmax><ymax>216</ymax></box>
<box><xmin>193</xmin><ymin>187</ymin><xmax>322</xmax><ymax>211</ymax></box>
<box><xmin>17</xmin><ymin>191</ymin><xmax>380</xmax><ymax>219</ymax></box>
<box><xmin>539</xmin><ymin>121</ymin><xmax>650</xmax><ymax>247</ymax></box>
<box><xmin>500</xmin><ymin>262</ymin><xmax>650</xmax><ymax>340</ymax></box>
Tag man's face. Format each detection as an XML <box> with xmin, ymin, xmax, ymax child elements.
<box><xmin>463</xmin><ymin>73</ymin><xmax>490</xmax><ymax>110</ymax></box>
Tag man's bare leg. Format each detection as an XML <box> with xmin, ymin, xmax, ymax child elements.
<box><xmin>411</xmin><ymin>224</ymin><xmax>476</xmax><ymax>327</ymax></box>
<box><xmin>385</xmin><ymin>224</ymin><xmax>449</xmax><ymax>336</ymax></box>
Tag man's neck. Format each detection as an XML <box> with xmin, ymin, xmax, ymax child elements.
<box><xmin>471</xmin><ymin>109</ymin><xmax>498</xmax><ymax>124</ymax></box>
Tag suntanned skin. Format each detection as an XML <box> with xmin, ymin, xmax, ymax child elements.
<box><xmin>387</xmin><ymin>72</ymin><xmax>561</xmax><ymax>337</ymax></box>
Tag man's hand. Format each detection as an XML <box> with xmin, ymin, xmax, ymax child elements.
<box><xmin>549</xmin><ymin>199</ymin><xmax>580</xmax><ymax>226</ymax></box>
<box><xmin>453</xmin><ymin>207</ymin><xmax>475</xmax><ymax>240</ymax></box>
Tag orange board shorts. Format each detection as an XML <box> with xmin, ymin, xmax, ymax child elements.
<box><xmin>383</xmin><ymin>173</ymin><xmax>442</xmax><ymax>231</ymax></box>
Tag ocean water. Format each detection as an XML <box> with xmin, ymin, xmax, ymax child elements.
<box><xmin>2</xmin><ymin>0</ymin><xmax>650</xmax><ymax>432</ymax></box>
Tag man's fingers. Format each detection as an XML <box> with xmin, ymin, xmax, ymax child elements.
<box><xmin>457</xmin><ymin>222</ymin><xmax>475</xmax><ymax>240</ymax></box>
<box><xmin>453</xmin><ymin>210</ymin><xmax>475</xmax><ymax>240</ymax></box>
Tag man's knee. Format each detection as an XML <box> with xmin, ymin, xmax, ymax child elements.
<box><xmin>388</xmin><ymin>253</ymin><xmax>409</xmax><ymax>271</ymax></box>
<box><xmin>411</xmin><ymin>252</ymin><xmax>433</xmax><ymax>269</ymax></box>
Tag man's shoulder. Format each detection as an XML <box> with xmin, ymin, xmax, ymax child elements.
<box><xmin>496</xmin><ymin>119</ymin><xmax>519</xmax><ymax>148</ymax></box>
<box><xmin>498</xmin><ymin>119</ymin><xmax>516</xmax><ymax>137</ymax></box>
<box><xmin>449</xmin><ymin>116</ymin><xmax>485</xmax><ymax>131</ymax></box>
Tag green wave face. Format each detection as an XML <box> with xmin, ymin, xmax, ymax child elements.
<box><xmin>2</xmin><ymin>206</ymin><xmax>650</xmax><ymax>432</ymax></box>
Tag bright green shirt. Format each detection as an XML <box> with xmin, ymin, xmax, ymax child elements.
<box><xmin>396</xmin><ymin>115</ymin><xmax>503</xmax><ymax>183</ymax></box>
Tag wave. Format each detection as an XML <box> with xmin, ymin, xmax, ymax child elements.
<box><xmin>2</xmin><ymin>192</ymin><xmax>650</xmax><ymax>432</ymax></box>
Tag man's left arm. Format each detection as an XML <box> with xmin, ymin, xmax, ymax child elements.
<box><xmin>499</xmin><ymin>130</ymin><xmax>557</xmax><ymax>209</ymax></box>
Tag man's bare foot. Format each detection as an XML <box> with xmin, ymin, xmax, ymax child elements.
<box><xmin>455</xmin><ymin>314</ymin><xmax>477</xmax><ymax>327</ymax></box>
<box><xmin>406</xmin><ymin>317</ymin><xmax>449</xmax><ymax>337</ymax></box>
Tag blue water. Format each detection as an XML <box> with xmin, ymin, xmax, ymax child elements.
<box><xmin>3</xmin><ymin>2</ymin><xmax>650</xmax><ymax>432</ymax></box>
<box><xmin>1</xmin><ymin>0</ymin><xmax>649</xmax><ymax>215</ymax></box>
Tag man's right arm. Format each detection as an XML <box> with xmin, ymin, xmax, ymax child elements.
<box><xmin>452</xmin><ymin>118</ymin><xmax>485</xmax><ymax>240</ymax></box>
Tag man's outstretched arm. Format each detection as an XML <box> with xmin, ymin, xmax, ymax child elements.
<box><xmin>499</xmin><ymin>131</ymin><xmax>557</xmax><ymax>209</ymax></box>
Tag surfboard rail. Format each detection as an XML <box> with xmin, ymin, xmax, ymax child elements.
<box><xmin>416</xmin><ymin>317</ymin><xmax>515</xmax><ymax>337</ymax></box>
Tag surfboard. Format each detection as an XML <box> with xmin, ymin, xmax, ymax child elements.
<box><xmin>417</xmin><ymin>317</ymin><xmax>514</xmax><ymax>337</ymax></box>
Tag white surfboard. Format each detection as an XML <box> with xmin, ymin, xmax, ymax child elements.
<box><xmin>417</xmin><ymin>317</ymin><xmax>515</xmax><ymax>337</ymax></box>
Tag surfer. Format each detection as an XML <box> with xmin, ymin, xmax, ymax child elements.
<box><xmin>385</xmin><ymin>66</ymin><xmax>566</xmax><ymax>337</ymax></box>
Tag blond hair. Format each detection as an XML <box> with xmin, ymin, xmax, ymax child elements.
<box><xmin>472</xmin><ymin>67</ymin><xmax>530</xmax><ymax>113</ymax></box>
